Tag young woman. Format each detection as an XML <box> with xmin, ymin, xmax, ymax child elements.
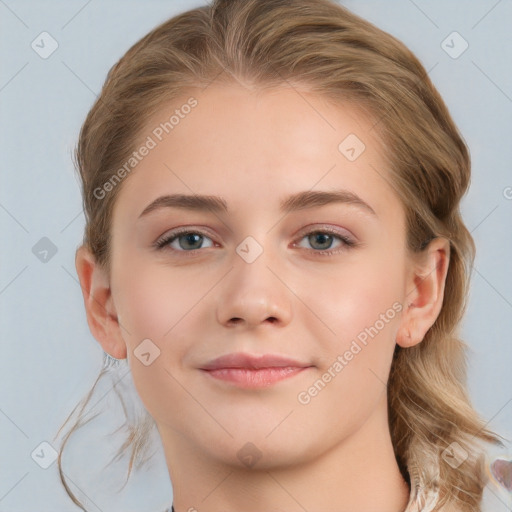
<box><xmin>55</xmin><ymin>0</ymin><xmax>508</xmax><ymax>510</ymax></box>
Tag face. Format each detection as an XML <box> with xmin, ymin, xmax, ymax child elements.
<box><xmin>106</xmin><ymin>83</ymin><xmax>413</xmax><ymax>470</ymax></box>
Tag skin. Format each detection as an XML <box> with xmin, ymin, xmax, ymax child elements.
<box><xmin>76</xmin><ymin>82</ymin><xmax>450</xmax><ymax>512</ymax></box>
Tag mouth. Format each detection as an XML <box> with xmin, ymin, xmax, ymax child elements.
<box><xmin>199</xmin><ymin>353</ymin><xmax>313</xmax><ymax>389</ymax></box>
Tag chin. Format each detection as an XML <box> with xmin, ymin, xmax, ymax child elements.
<box><xmin>200</xmin><ymin>432</ymin><xmax>319</xmax><ymax>472</ymax></box>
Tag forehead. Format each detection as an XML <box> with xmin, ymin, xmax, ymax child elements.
<box><xmin>111</xmin><ymin>83</ymin><xmax>402</xmax><ymax>225</ymax></box>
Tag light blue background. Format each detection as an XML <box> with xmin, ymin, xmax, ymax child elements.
<box><xmin>1</xmin><ymin>1</ymin><xmax>511</xmax><ymax>510</ymax></box>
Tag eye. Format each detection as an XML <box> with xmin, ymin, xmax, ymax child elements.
<box><xmin>294</xmin><ymin>228</ymin><xmax>356</xmax><ymax>254</ymax></box>
<box><xmin>154</xmin><ymin>226</ymin><xmax>356</xmax><ymax>255</ymax></box>
<box><xmin>155</xmin><ymin>229</ymin><xmax>215</xmax><ymax>251</ymax></box>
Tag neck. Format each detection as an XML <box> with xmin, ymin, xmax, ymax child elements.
<box><xmin>161</xmin><ymin>396</ymin><xmax>411</xmax><ymax>512</ymax></box>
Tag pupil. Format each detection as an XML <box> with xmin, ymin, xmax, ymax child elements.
<box><xmin>310</xmin><ymin>233</ymin><xmax>332</xmax><ymax>249</ymax></box>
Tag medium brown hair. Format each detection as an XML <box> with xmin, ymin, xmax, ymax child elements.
<box><xmin>55</xmin><ymin>0</ymin><xmax>503</xmax><ymax>510</ymax></box>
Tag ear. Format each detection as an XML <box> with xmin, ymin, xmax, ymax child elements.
<box><xmin>396</xmin><ymin>237</ymin><xmax>450</xmax><ymax>348</ymax></box>
<box><xmin>75</xmin><ymin>246</ymin><xmax>127</xmax><ymax>359</ymax></box>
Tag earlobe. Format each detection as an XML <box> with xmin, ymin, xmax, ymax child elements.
<box><xmin>75</xmin><ymin>246</ymin><xmax>127</xmax><ymax>359</ymax></box>
<box><xmin>396</xmin><ymin>237</ymin><xmax>450</xmax><ymax>348</ymax></box>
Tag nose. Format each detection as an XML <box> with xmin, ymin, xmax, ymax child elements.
<box><xmin>216</xmin><ymin>247</ymin><xmax>293</xmax><ymax>329</ymax></box>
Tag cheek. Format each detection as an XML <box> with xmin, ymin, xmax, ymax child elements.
<box><xmin>111</xmin><ymin>255</ymin><xmax>218</xmax><ymax>387</ymax></box>
<box><xmin>111</xmin><ymin>260</ymin><xmax>196</xmax><ymax>423</ymax></box>
<box><xmin>304</xmin><ymin>250</ymin><xmax>404</xmax><ymax>337</ymax></box>
<box><xmin>293</xmin><ymin>260</ymin><xmax>403</xmax><ymax>437</ymax></box>
<box><xmin>122</xmin><ymin>277</ymin><xmax>171</xmax><ymax>337</ymax></box>
<box><xmin>112</xmin><ymin>256</ymin><xmax>191</xmax><ymax>350</ymax></box>
<box><xmin>299</xmin><ymin>249</ymin><xmax>405</xmax><ymax>391</ymax></box>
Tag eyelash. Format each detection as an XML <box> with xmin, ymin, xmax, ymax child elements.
<box><xmin>154</xmin><ymin>226</ymin><xmax>357</xmax><ymax>257</ymax></box>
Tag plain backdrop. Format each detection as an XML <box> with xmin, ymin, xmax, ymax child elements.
<box><xmin>1</xmin><ymin>1</ymin><xmax>511</xmax><ymax>511</ymax></box>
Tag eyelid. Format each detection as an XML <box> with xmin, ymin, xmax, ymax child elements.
<box><xmin>154</xmin><ymin>224</ymin><xmax>358</xmax><ymax>254</ymax></box>
<box><xmin>154</xmin><ymin>226</ymin><xmax>217</xmax><ymax>250</ymax></box>
<box><xmin>293</xmin><ymin>224</ymin><xmax>356</xmax><ymax>243</ymax></box>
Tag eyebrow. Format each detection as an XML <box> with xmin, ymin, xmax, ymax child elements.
<box><xmin>138</xmin><ymin>189</ymin><xmax>376</xmax><ymax>218</ymax></box>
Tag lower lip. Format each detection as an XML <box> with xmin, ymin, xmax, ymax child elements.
<box><xmin>201</xmin><ymin>367</ymin><xmax>309</xmax><ymax>388</ymax></box>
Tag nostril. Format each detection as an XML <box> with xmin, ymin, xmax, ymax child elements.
<box><xmin>226</xmin><ymin>316</ymin><xmax>278</xmax><ymax>326</ymax></box>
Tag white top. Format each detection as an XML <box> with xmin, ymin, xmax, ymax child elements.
<box><xmin>403</xmin><ymin>475</ymin><xmax>511</xmax><ymax>512</ymax></box>
<box><xmin>403</xmin><ymin>450</ymin><xmax>512</xmax><ymax>512</ymax></box>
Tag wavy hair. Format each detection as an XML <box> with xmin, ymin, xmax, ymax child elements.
<box><xmin>55</xmin><ymin>0</ymin><xmax>504</xmax><ymax>510</ymax></box>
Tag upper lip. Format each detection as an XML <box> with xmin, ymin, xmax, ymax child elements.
<box><xmin>200</xmin><ymin>353</ymin><xmax>311</xmax><ymax>370</ymax></box>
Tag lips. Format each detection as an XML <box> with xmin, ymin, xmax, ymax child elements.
<box><xmin>200</xmin><ymin>353</ymin><xmax>310</xmax><ymax>371</ymax></box>
<box><xmin>199</xmin><ymin>353</ymin><xmax>313</xmax><ymax>389</ymax></box>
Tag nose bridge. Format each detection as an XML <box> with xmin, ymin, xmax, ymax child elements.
<box><xmin>216</xmin><ymin>236</ymin><xmax>293</xmax><ymax>328</ymax></box>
